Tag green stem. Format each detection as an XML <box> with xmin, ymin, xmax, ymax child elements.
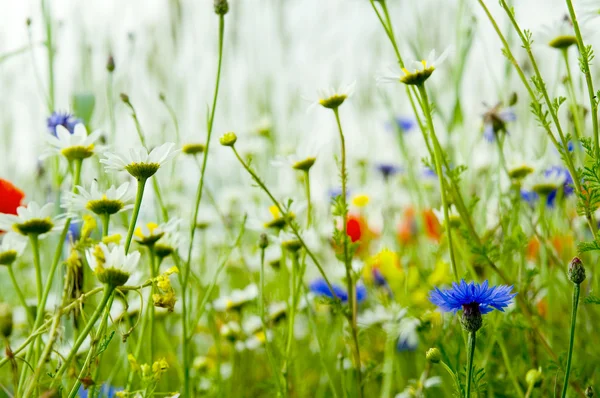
<box><xmin>466</xmin><ymin>331</ymin><xmax>477</xmax><ymax>398</ymax></box>
<box><xmin>29</xmin><ymin>234</ymin><xmax>42</xmax><ymax>304</ymax></box>
<box><xmin>498</xmin><ymin>337</ymin><xmax>525</xmax><ymax>397</ymax></box>
<box><xmin>181</xmin><ymin>16</ymin><xmax>225</xmax><ymax>396</ymax></box>
<box><xmin>417</xmin><ymin>84</ymin><xmax>459</xmax><ymax>281</ymax></box>
<box><xmin>564</xmin><ymin>0</ymin><xmax>599</xmax><ymax>156</ymax></box>
<box><xmin>380</xmin><ymin>330</ymin><xmax>396</xmax><ymax>398</ymax></box>
<box><xmin>562</xmin><ymin>283</ymin><xmax>581</xmax><ymax>398</ymax></box>
<box><xmin>282</xmin><ymin>250</ymin><xmax>299</xmax><ymax>388</ymax></box>
<box><xmin>148</xmin><ymin>246</ymin><xmax>157</xmax><ymax>362</ymax></box>
<box><xmin>107</xmin><ymin>72</ymin><xmax>116</xmax><ymax>144</ymax></box>
<box><xmin>51</xmin><ymin>285</ymin><xmax>114</xmax><ymax>387</ymax></box>
<box><xmin>230</xmin><ymin>146</ymin><xmax>337</xmax><ymax>295</ymax></box>
<box><xmin>561</xmin><ymin>49</ymin><xmax>584</xmax><ymax>152</ymax></box>
<box><xmin>304</xmin><ymin>170</ymin><xmax>312</xmax><ymax>227</ymax></box>
<box><xmin>7</xmin><ymin>266</ymin><xmax>33</xmax><ymax>327</ymax></box>
<box><xmin>102</xmin><ymin>213</ymin><xmax>110</xmax><ymax>238</ymax></box>
<box><xmin>67</xmin><ymin>293</ymin><xmax>115</xmax><ymax>397</ymax></box>
<box><xmin>42</xmin><ymin>0</ymin><xmax>55</xmax><ymax>112</ymax></box>
<box><xmin>124</xmin><ymin>178</ymin><xmax>147</xmax><ymax>254</ymax></box>
<box><xmin>332</xmin><ymin>107</ymin><xmax>363</xmax><ymax>398</ymax></box>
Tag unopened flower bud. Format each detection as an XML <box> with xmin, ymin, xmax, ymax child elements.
<box><xmin>426</xmin><ymin>348</ymin><xmax>441</xmax><ymax>364</ymax></box>
<box><xmin>258</xmin><ymin>233</ymin><xmax>269</xmax><ymax>250</ymax></box>
<box><xmin>586</xmin><ymin>386</ymin><xmax>594</xmax><ymax>397</ymax></box>
<box><xmin>568</xmin><ymin>257</ymin><xmax>586</xmax><ymax>285</ymax></box>
<box><xmin>525</xmin><ymin>367</ymin><xmax>543</xmax><ymax>387</ymax></box>
<box><xmin>106</xmin><ymin>55</ymin><xmax>115</xmax><ymax>73</ymax></box>
<box><xmin>0</xmin><ymin>303</ymin><xmax>13</xmax><ymax>338</ymax></box>
<box><xmin>214</xmin><ymin>0</ymin><xmax>229</xmax><ymax>15</ymax></box>
<box><xmin>120</xmin><ymin>93</ymin><xmax>130</xmax><ymax>104</ymax></box>
<box><xmin>219</xmin><ymin>132</ymin><xmax>237</xmax><ymax>147</ymax></box>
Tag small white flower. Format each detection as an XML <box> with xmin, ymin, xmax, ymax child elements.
<box><xmin>86</xmin><ymin>243</ymin><xmax>141</xmax><ymax>275</ymax></box>
<box><xmin>0</xmin><ymin>232</ymin><xmax>27</xmax><ymax>265</ymax></box>
<box><xmin>213</xmin><ymin>284</ymin><xmax>259</xmax><ymax>312</ymax></box>
<box><xmin>45</xmin><ymin>124</ymin><xmax>102</xmax><ymax>160</ymax></box>
<box><xmin>0</xmin><ymin>201</ymin><xmax>63</xmax><ymax>236</ymax></box>
<box><xmin>271</xmin><ymin>139</ymin><xmax>325</xmax><ymax>171</ymax></box>
<box><xmin>378</xmin><ymin>49</ymin><xmax>449</xmax><ymax>86</ymax></box>
<box><xmin>61</xmin><ymin>180</ymin><xmax>133</xmax><ymax>215</ymax></box>
<box><xmin>101</xmin><ymin>142</ymin><xmax>178</xmax><ymax>179</ymax></box>
<box><xmin>309</xmin><ymin>81</ymin><xmax>356</xmax><ymax>111</ymax></box>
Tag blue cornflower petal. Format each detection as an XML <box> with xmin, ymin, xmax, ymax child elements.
<box><xmin>375</xmin><ymin>163</ymin><xmax>402</xmax><ymax>179</ymax></box>
<box><xmin>47</xmin><ymin>111</ymin><xmax>82</xmax><ymax>137</ymax></box>
<box><xmin>483</xmin><ymin>124</ymin><xmax>495</xmax><ymax>142</ymax></box>
<box><xmin>309</xmin><ymin>278</ymin><xmax>367</xmax><ymax>304</ymax></box>
<box><xmin>429</xmin><ymin>279</ymin><xmax>516</xmax><ymax>315</ymax></box>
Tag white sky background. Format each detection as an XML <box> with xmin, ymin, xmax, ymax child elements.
<box><xmin>0</xmin><ymin>0</ymin><xmax>595</xmax><ymax>202</ymax></box>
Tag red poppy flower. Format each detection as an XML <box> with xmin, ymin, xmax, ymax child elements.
<box><xmin>0</xmin><ymin>179</ymin><xmax>24</xmax><ymax>215</ymax></box>
<box><xmin>346</xmin><ymin>215</ymin><xmax>363</xmax><ymax>243</ymax></box>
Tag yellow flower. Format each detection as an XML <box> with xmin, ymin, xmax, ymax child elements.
<box><xmin>352</xmin><ymin>194</ymin><xmax>370</xmax><ymax>207</ymax></box>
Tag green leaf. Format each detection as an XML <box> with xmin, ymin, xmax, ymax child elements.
<box><xmin>72</xmin><ymin>93</ymin><xmax>96</xmax><ymax>126</ymax></box>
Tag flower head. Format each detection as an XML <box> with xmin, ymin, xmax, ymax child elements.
<box><xmin>539</xmin><ymin>16</ymin><xmax>578</xmax><ymax>50</ymax></box>
<box><xmin>0</xmin><ymin>179</ymin><xmax>25</xmax><ymax>216</ymax></box>
<box><xmin>0</xmin><ymin>233</ymin><xmax>26</xmax><ymax>266</ymax></box>
<box><xmin>313</xmin><ymin>82</ymin><xmax>356</xmax><ymax>110</ymax></box>
<box><xmin>47</xmin><ymin>111</ymin><xmax>82</xmax><ymax>137</ymax></box>
<box><xmin>378</xmin><ymin>49</ymin><xmax>448</xmax><ymax>86</ymax></box>
<box><xmin>429</xmin><ymin>280</ymin><xmax>516</xmax><ymax>315</ymax></box>
<box><xmin>482</xmin><ymin>103</ymin><xmax>516</xmax><ymax>142</ymax></box>
<box><xmin>46</xmin><ymin>124</ymin><xmax>101</xmax><ymax>161</ymax></box>
<box><xmin>101</xmin><ymin>143</ymin><xmax>178</xmax><ymax>180</ymax></box>
<box><xmin>62</xmin><ymin>181</ymin><xmax>133</xmax><ymax>216</ymax></box>
<box><xmin>0</xmin><ymin>201</ymin><xmax>62</xmax><ymax>236</ymax></box>
<box><xmin>309</xmin><ymin>278</ymin><xmax>367</xmax><ymax>304</ymax></box>
<box><xmin>213</xmin><ymin>284</ymin><xmax>259</xmax><ymax>312</ymax></box>
<box><xmin>86</xmin><ymin>243</ymin><xmax>141</xmax><ymax>287</ymax></box>
<box><xmin>134</xmin><ymin>219</ymin><xmax>179</xmax><ymax>246</ymax></box>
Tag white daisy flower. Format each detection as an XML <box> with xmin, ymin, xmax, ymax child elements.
<box><xmin>213</xmin><ymin>284</ymin><xmax>259</xmax><ymax>312</ymax></box>
<box><xmin>101</xmin><ymin>142</ymin><xmax>178</xmax><ymax>180</ymax></box>
<box><xmin>378</xmin><ymin>48</ymin><xmax>449</xmax><ymax>86</ymax></box>
<box><xmin>271</xmin><ymin>139</ymin><xmax>324</xmax><ymax>172</ymax></box>
<box><xmin>134</xmin><ymin>218</ymin><xmax>180</xmax><ymax>246</ymax></box>
<box><xmin>45</xmin><ymin>123</ymin><xmax>102</xmax><ymax>161</ymax></box>
<box><xmin>61</xmin><ymin>180</ymin><xmax>133</xmax><ymax>216</ymax></box>
<box><xmin>0</xmin><ymin>201</ymin><xmax>63</xmax><ymax>236</ymax></box>
<box><xmin>0</xmin><ymin>232</ymin><xmax>27</xmax><ymax>265</ymax></box>
<box><xmin>86</xmin><ymin>243</ymin><xmax>141</xmax><ymax>286</ymax></box>
<box><xmin>538</xmin><ymin>16</ymin><xmax>578</xmax><ymax>50</ymax></box>
<box><xmin>309</xmin><ymin>81</ymin><xmax>356</xmax><ymax>110</ymax></box>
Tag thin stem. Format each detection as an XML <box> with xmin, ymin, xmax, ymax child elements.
<box><xmin>332</xmin><ymin>107</ymin><xmax>363</xmax><ymax>398</ymax></box>
<box><xmin>29</xmin><ymin>235</ymin><xmax>42</xmax><ymax>304</ymax></box>
<box><xmin>42</xmin><ymin>0</ymin><xmax>55</xmax><ymax>112</ymax></box>
<box><xmin>124</xmin><ymin>178</ymin><xmax>147</xmax><ymax>254</ymax></box>
<box><xmin>282</xmin><ymin>250</ymin><xmax>299</xmax><ymax>387</ymax></box>
<box><xmin>466</xmin><ymin>331</ymin><xmax>477</xmax><ymax>398</ymax></box>
<box><xmin>181</xmin><ymin>16</ymin><xmax>225</xmax><ymax>396</ymax></box>
<box><xmin>148</xmin><ymin>246</ymin><xmax>157</xmax><ymax>362</ymax></box>
<box><xmin>561</xmin><ymin>49</ymin><xmax>584</xmax><ymax>149</ymax></box>
<box><xmin>50</xmin><ymin>285</ymin><xmax>114</xmax><ymax>387</ymax></box>
<box><xmin>230</xmin><ymin>146</ymin><xmax>337</xmax><ymax>295</ymax></box>
<box><xmin>304</xmin><ymin>170</ymin><xmax>312</xmax><ymax>228</ymax></box>
<box><xmin>107</xmin><ymin>72</ymin><xmax>116</xmax><ymax>144</ymax></box>
<box><xmin>562</xmin><ymin>283</ymin><xmax>581</xmax><ymax>398</ymax></box>
<box><xmin>564</xmin><ymin>0</ymin><xmax>599</xmax><ymax>155</ymax></box>
<box><xmin>7</xmin><ymin>266</ymin><xmax>33</xmax><ymax>327</ymax></box>
<box><xmin>417</xmin><ymin>84</ymin><xmax>459</xmax><ymax>281</ymax></box>
<box><xmin>498</xmin><ymin>337</ymin><xmax>525</xmax><ymax>397</ymax></box>
<box><xmin>102</xmin><ymin>213</ymin><xmax>110</xmax><ymax>238</ymax></box>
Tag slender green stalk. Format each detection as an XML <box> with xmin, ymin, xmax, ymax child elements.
<box><xmin>124</xmin><ymin>178</ymin><xmax>147</xmax><ymax>253</ymax></box>
<box><xmin>332</xmin><ymin>108</ymin><xmax>363</xmax><ymax>398</ymax></box>
<box><xmin>380</xmin><ymin>330</ymin><xmax>396</xmax><ymax>398</ymax></box>
<box><xmin>417</xmin><ymin>84</ymin><xmax>459</xmax><ymax>281</ymax></box>
<box><xmin>561</xmin><ymin>49</ymin><xmax>584</xmax><ymax>148</ymax></box>
<box><xmin>67</xmin><ymin>293</ymin><xmax>115</xmax><ymax>397</ymax></box>
<box><xmin>465</xmin><ymin>331</ymin><xmax>477</xmax><ymax>398</ymax></box>
<box><xmin>562</xmin><ymin>284</ymin><xmax>581</xmax><ymax>397</ymax></box>
<box><xmin>102</xmin><ymin>213</ymin><xmax>110</xmax><ymax>238</ymax></box>
<box><xmin>282</xmin><ymin>250</ymin><xmax>299</xmax><ymax>387</ymax></box>
<box><xmin>304</xmin><ymin>170</ymin><xmax>312</xmax><ymax>227</ymax></box>
<box><xmin>28</xmin><ymin>234</ymin><xmax>43</xmax><ymax>304</ymax></box>
<box><xmin>181</xmin><ymin>15</ymin><xmax>226</xmax><ymax>396</ymax></box>
<box><xmin>148</xmin><ymin>246</ymin><xmax>157</xmax><ymax>361</ymax></box>
<box><xmin>107</xmin><ymin>71</ymin><xmax>116</xmax><ymax>144</ymax></box>
<box><xmin>50</xmin><ymin>285</ymin><xmax>114</xmax><ymax>387</ymax></box>
<box><xmin>230</xmin><ymin>146</ymin><xmax>337</xmax><ymax>294</ymax></box>
<box><xmin>564</xmin><ymin>0</ymin><xmax>599</xmax><ymax>155</ymax></box>
<box><xmin>41</xmin><ymin>0</ymin><xmax>55</xmax><ymax>112</ymax></box>
<box><xmin>498</xmin><ymin>337</ymin><xmax>525</xmax><ymax>397</ymax></box>
<box><xmin>7</xmin><ymin>266</ymin><xmax>33</xmax><ymax>327</ymax></box>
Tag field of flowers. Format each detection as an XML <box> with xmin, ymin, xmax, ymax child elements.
<box><xmin>1</xmin><ymin>0</ymin><xmax>600</xmax><ymax>396</ymax></box>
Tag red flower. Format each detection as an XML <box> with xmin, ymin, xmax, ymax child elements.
<box><xmin>0</xmin><ymin>179</ymin><xmax>25</xmax><ymax>215</ymax></box>
<box><xmin>346</xmin><ymin>216</ymin><xmax>363</xmax><ymax>243</ymax></box>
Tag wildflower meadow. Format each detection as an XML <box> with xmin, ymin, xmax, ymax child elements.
<box><xmin>2</xmin><ymin>0</ymin><xmax>600</xmax><ymax>396</ymax></box>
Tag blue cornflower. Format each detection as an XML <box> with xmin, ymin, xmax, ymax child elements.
<box><xmin>47</xmin><ymin>111</ymin><xmax>82</xmax><ymax>137</ymax></box>
<box><xmin>429</xmin><ymin>280</ymin><xmax>516</xmax><ymax>315</ymax></box>
<box><xmin>544</xmin><ymin>166</ymin><xmax>574</xmax><ymax>197</ymax></box>
<box><xmin>375</xmin><ymin>163</ymin><xmax>402</xmax><ymax>179</ymax></box>
<box><xmin>483</xmin><ymin>105</ymin><xmax>516</xmax><ymax>142</ymax></box>
<box><xmin>521</xmin><ymin>166</ymin><xmax>574</xmax><ymax>207</ymax></box>
<box><xmin>67</xmin><ymin>222</ymin><xmax>81</xmax><ymax>243</ymax></box>
<box><xmin>79</xmin><ymin>384</ymin><xmax>122</xmax><ymax>398</ymax></box>
<box><xmin>396</xmin><ymin>335</ymin><xmax>418</xmax><ymax>352</ymax></box>
<box><xmin>328</xmin><ymin>187</ymin><xmax>351</xmax><ymax>200</ymax></box>
<box><xmin>309</xmin><ymin>278</ymin><xmax>367</xmax><ymax>304</ymax></box>
<box><xmin>386</xmin><ymin>116</ymin><xmax>415</xmax><ymax>133</ymax></box>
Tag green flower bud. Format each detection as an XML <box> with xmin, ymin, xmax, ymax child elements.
<box><xmin>258</xmin><ymin>233</ymin><xmax>269</xmax><ymax>250</ymax></box>
<box><xmin>120</xmin><ymin>93</ymin><xmax>130</xmax><ymax>103</ymax></box>
<box><xmin>586</xmin><ymin>386</ymin><xmax>594</xmax><ymax>397</ymax></box>
<box><xmin>426</xmin><ymin>348</ymin><xmax>441</xmax><ymax>364</ymax></box>
<box><xmin>568</xmin><ymin>257</ymin><xmax>586</xmax><ymax>285</ymax></box>
<box><xmin>0</xmin><ymin>303</ymin><xmax>13</xmax><ymax>338</ymax></box>
<box><xmin>460</xmin><ymin>304</ymin><xmax>482</xmax><ymax>333</ymax></box>
<box><xmin>525</xmin><ymin>367</ymin><xmax>543</xmax><ymax>387</ymax></box>
<box><xmin>182</xmin><ymin>143</ymin><xmax>206</xmax><ymax>156</ymax></box>
<box><xmin>214</xmin><ymin>0</ymin><xmax>229</xmax><ymax>15</ymax></box>
<box><xmin>219</xmin><ymin>132</ymin><xmax>237</xmax><ymax>147</ymax></box>
<box><xmin>106</xmin><ymin>55</ymin><xmax>115</xmax><ymax>73</ymax></box>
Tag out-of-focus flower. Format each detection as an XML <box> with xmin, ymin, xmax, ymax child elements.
<box><xmin>311</xmin><ymin>81</ymin><xmax>356</xmax><ymax>110</ymax></box>
<box><xmin>0</xmin><ymin>201</ymin><xmax>63</xmax><ymax>237</ymax></box>
<box><xmin>309</xmin><ymin>278</ymin><xmax>367</xmax><ymax>304</ymax></box>
<box><xmin>375</xmin><ymin>163</ymin><xmax>402</xmax><ymax>180</ymax></box>
<box><xmin>539</xmin><ymin>16</ymin><xmax>578</xmax><ymax>49</ymax></box>
<box><xmin>397</xmin><ymin>207</ymin><xmax>441</xmax><ymax>244</ymax></box>
<box><xmin>386</xmin><ymin>116</ymin><xmax>415</xmax><ymax>133</ymax></box>
<box><xmin>0</xmin><ymin>179</ymin><xmax>25</xmax><ymax>216</ymax></box>
<box><xmin>0</xmin><ymin>233</ymin><xmax>27</xmax><ymax>266</ymax></box>
<box><xmin>482</xmin><ymin>103</ymin><xmax>516</xmax><ymax>142</ymax></box>
<box><xmin>213</xmin><ymin>284</ymin><xmax>259</xmax><ymax>312</ymax></box>
<box><xmin>47</xmin><ymin>111</ymin><xmax>82</xmax><ymax>137</ymax></box>
<box><xmin>378</xmin><ymin>49</ymin><xmax>448</xmax><ymax>86</ymax></box>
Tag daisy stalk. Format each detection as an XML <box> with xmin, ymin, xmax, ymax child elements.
<box><xmin>181</xmin><ymin>8</ymin><xmax>227</xmax><ymax>394</ymax></box>
<box><xmin>416</xmin><ymin>83</ymin><xmax>459</xmax><ymax>282</ymax></box>
<box><xmin>561</xmin><ymin>49</ymin><xmax>585</xmax><ymax>148</ymax></box>
<box><xmin>564</xmin><ymin>0</ymin><xmax>599</xmax><ymax>156</ymax></box>
<box><xmin>124</xmin><ymin>178</ymin><xmax>147</xmax><ymax>253</ymax></box>
<box><xmin>331</xmin><ymin>107</ymin><xmax>364</xmax><ymax>397</ymax></box>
